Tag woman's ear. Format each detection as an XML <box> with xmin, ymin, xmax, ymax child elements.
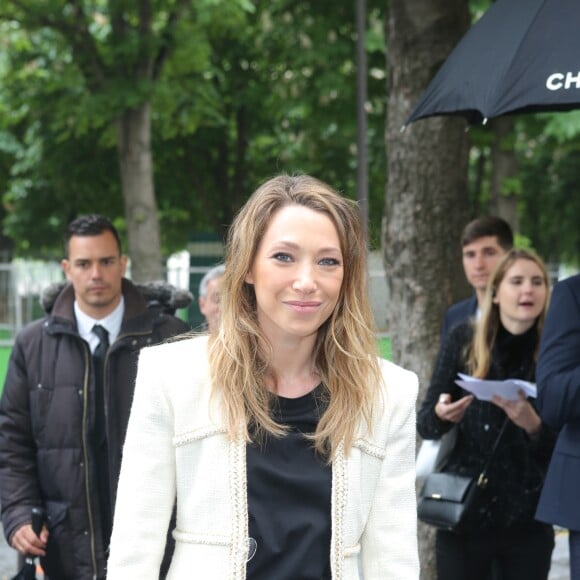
<box><xmin>245</xmin><ymin>271</ymin><xmax>254</xmax><ymax>284</ymax></box>
<box><xmin>491</xmin><ymin>287</ymin><xmax>499</xmax><ymax>304</ymax></box>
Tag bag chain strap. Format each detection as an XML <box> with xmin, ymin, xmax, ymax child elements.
<box><xmin>476</xmin><ymin>417</ymin><xmax>510</xmax><ymax>489</ymax></box>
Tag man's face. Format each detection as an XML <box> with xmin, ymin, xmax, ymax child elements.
<box><xmin>61</xmin><ymin>231</ymin><xmax>127</xmax><ymax>319</ymax></box>
<box><xmin>462</xmin><ymin>235</ymin><xmax>506</xmax><ymax>293</ymax></box>
<box><xmin>198</xmin><ymin>276</ymin><xmax>223</xmax><ymax>332</ymax></box>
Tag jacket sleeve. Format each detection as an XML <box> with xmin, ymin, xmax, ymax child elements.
<box><xmin>440</xmin><ymin>309</ymin><xmax>452</xmax><ymax>342</ymax></box>
<box><xmin>0</xmin><ymin>334</ymin><xmax>41</xmax><ymax>544</ymax></box>
<box><xmin>361</xmin><ymin>366</ymin><xmax>419</xmax><ymax>580</ymax></box>
<box><xmin>417</xmin><ymin>324</ymin><xmax>467</xmax><ymax>440</ymax></box>
<box><xmin>107</xmin><ymin>346</ymin><xmax>176</xmax><ymax>579</ymax></box>
<box><xmin>536</xmin><ymin>278</ymin><xmax>580</xmax><ymax>429</ymax></box>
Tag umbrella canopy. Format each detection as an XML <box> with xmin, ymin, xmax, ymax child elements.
<box><xmin>405</xmin><ymin>0</ymin><xmax>580</xmax><ymax>126</ymax></box>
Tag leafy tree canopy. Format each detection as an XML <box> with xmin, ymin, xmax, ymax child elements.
<box><xmin>1</xmin><ymin>0</ymin><xmax>387</xmax><ymax>258</ymax></box>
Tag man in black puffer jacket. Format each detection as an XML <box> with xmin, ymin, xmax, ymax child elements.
<box><xmin>0</xmin><ymin>215</ymin><xmax>191</xmax><ymax>579</ymax></box>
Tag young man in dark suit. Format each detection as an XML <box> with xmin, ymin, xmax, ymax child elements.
<box><xmin>441</xmin><ymin>216</ymin><xmax>514</xmax><ymax>339</ymax></box>
<box><xmin>536</xmin><ymin>273</ymin><xmax>580</xmax><ymax>580</ymax></box>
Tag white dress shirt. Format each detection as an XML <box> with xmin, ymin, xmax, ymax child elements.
<box><xmin>74</xmin><ymin>297</ymin><xmax>125</xmax><ymax>353</ymax></box>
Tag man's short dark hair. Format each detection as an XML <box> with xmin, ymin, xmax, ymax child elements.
<box><xmin>461</xmin><ymin>216</ymin><xmax>514</xmax><ymax>250</ymax></box>
<box><xmin>65</xmin><ymin>214</ymin><xmax>122</xmax><ymax>257</ymax></box>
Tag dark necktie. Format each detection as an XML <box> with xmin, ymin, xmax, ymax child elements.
<box><xmin>92</xmin><ymin>324</ymin><xmax>109</xmax><ymax>443</ymax></box>
<box><xmin>92</xmin><ymin>324</ymin><xmax>112</xmax><ymax>544</ymax></box>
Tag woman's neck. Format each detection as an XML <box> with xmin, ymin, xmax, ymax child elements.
<box><xmin>264</xmin><ymin>336</ymin><xmax>320</xmax><ymax>398</ymax></box>
<box><xmin>272</xmin><ymin>371</ymin><xmax>321</xmax><ymax>399</ymax></box>
<box><xmin>498</xmin><ymin>314</ymin><xmax>536</xmax><ymax>335</ymax></box>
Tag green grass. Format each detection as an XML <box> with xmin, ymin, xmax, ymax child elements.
<box><xmin>378</xmin><ymin>337</ymin><xmax>392</xmax><ymax>360</ymax></box>
<box><xmin>0</xmin><ymin>347</ymin><xmax>10</xmax><ymax>394</ymax></box>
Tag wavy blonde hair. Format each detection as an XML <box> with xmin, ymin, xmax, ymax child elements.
<box><xmin>208</xmin><ymin>174</ymin><xmax>382</xmax><ymax>459</ymax></box>
<box><xmin>467</xmin><ymin>248</ymin><xmax>550</xmax><ymax>378</ymax></box>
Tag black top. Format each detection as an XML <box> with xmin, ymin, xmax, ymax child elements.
<box><xmin>246</xmin><ymin>386</ymin><xmax>332</xmax><ymax>580</ymax></box>
<box><xmin>417</xmin><ymin>322</ymin><xmax>557</xmax><ymax>530</ymax></box>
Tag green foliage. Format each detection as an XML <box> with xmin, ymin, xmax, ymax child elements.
<box><xmin>515</xmin><ymin>113</ymin><xmax>580</xmax><ymax>265</ymax></box>
<box><xmin>0</xmin><ymin>0</ymin><xmax>254</xmax><ymax>256</ymax></box>
<box><xmin>542</xmin><ymin>110</ymin><xmax>580</xmax><ymax>142</ymax></box>
<box><xmin>470</xmin><ymin>0</ymin><xmax>492</xmax><ymax>20</ymax></box>
<box><xmin>468</xmin><ymin>110</ymin><xmax>580</xmax><ymax>266</ymax></box>
<box><xmin>1</xmin><ymin>0</ymin><xmax>387</xmax><ymax>256</ymax></box>
<box><xmin>500</xmin><ymin>176</ymin><xmax>522</xmax><ymax>197</ymax></box>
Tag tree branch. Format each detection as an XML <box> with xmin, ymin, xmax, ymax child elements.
<box><xmin>137</xmin><ymin>0</ymin><xmax>153</xmax><ymax>78</ymax></box>
<box><xmin>152</xmin><ymin>0</ymin><xmax>191</xmax><ymax>80</ymax></box>
<box><xmin>5</xmin><ymin>0</ymin><xmax>107</xmax><ymax>90</ymax></box>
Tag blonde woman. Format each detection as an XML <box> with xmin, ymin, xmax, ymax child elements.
<box><xmin>418</xmin><ymin>249</ymin><xmax>557</xmax><ymax>580</ymax></box>
<box><xmin>107</xmin><ymin>175</ymin><xmax>419</xmax><ymax>579</ymax></box>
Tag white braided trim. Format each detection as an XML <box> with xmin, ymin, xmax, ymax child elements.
<box><xmin>173</xmin><ymin>425</ymin><xmax>227</xmax><ymax>446</ymax></box>
<box><xmin>229</xmin><ymin>431</ymin><xmax>248</xmax><ymax>580</ymax></box>
<box><xmin>172</xmin><ymin>530</ymin><xmax>230</xmax><ymax>546</ymax></box>
<box><xmin>353</xmin><ymin>438</ymin><xmax>386</xmax><ymax>459</ymax></box>
<box><xmin>331</xmin><ymin>441</ymin><xmax>347</xmax><ymax>580</ymax></box>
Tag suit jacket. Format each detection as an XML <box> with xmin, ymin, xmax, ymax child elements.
<box><xmin>107</xmin><ymin>336</ymin><xmax>419</xmax><ymax>580</ymax></box>
<box><xmin>536</xmin><ymin>274</ymin><xmax>580</xmax><ymax>530</ymax></box>
<box><xmin>440</xmin><ymin>295</ymin><xmax>478</xmax><ymax>341</ymax></box>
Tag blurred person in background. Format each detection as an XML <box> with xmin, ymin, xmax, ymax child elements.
<box><xmin>418</xmin><ymin>249</ymin><xmax>556</xmax><ymax>580</ymax></box>
<box><xmin>198</xmin><ymin>263</ymin><xmax>225</xmax><ymax>332</ymax></box>
<box><xmin>441</xmin><ymin>216</ymin><xmax>514</xmax><ymax>340</ymax></box>
<box><xmin>0</xmin><ymin>215</ymin><xmax>190</xmax><ymax>580</ymax></box>
<box><xmin>536</xmin><ymin>272</ymin><xmax>580</xmax><ymax>580</ymax></box>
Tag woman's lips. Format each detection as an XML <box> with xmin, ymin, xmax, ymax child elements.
<box><xmin>285</xmin><ymin>301</ymin><xmax>321</xmax><ymax>313</ymax></box>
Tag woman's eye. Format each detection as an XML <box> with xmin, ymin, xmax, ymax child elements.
<box><xmin>320</xmin><ymin>257</ymin><xmax>340</xmax><ymax>266</ymax></box>
<box><xmin>273</xmin><ymin>253</ymin><xmax>292</xmax><ymax>262</ymax></box>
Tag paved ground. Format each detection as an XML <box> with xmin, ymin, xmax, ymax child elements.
<box><xmin>0</xmin><ymin>529</ymin><xmax>17</xmax><ymax>580</ymax></box>
<box><xmin>551</xmin><ymin>528</ymin><xmax>571</xmax><ymax>580</ymax></box>
<box><xmin>0</xmin><ymin>524</ymin><xmax>571</xmax><ymax>578</ymax></box>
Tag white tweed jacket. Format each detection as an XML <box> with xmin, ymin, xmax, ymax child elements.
<box><xmin>107</xmin><ymin>335</ymin><xmax>419</xmax><ymax>579</ymax></box>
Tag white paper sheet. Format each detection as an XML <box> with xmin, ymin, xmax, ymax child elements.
<box><xmin>454</xmin><ymin>372</ymin><xmax>536</xmax><ymax>401</ymax></box>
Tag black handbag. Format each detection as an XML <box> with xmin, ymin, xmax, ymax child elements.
<box><xmin>417</xmin><ymin>418</ymin><xmax>509</xmax><ymax>532</ymax></box>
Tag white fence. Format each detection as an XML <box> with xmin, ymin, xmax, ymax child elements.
<box><xmin>0</xmin><ymin>255</ymin><xmax>393</xmax><ymax>346</ymax></box>
<box><xmin>0</xmin><ymin>261</ymin><xmax>64</xmax><ymax>346</ymax></box>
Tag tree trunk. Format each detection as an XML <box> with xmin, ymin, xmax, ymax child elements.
<box><xmin>384</xmin><ymin>1</ymin><xmax>470</xmax><ymax>578</ymax></box>
<box><xmin>489</xmin><ymin>117</ymin><xmax>519</xmax><ymax>233</ymax></box>
<box><xmin>116</xmin><ymin>101</ymin><xmax>163</xmax><ymax>282</ymax></box>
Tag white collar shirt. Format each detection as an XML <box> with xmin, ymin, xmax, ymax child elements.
<box><xmin>74</xmin><ymin>297</ymin><xmax>125</xmax><ymax>354</ymax></box>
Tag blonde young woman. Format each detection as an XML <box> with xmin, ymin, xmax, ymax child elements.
<box><xmin>107</xmin><ymin>175</ymin><xmax>419</xmax><ymax>580</ymax></box>
<box><xmin>418</xmin><ymin>249</ymin><xmax>557</xmax><ymax>580</ymax></box>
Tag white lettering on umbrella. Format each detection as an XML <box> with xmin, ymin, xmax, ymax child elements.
<box><xmin>546</xmin><ymin>73</ymin><xmax>564</xmax><ymax>90</ymax></box>
<box><xmin>546</xmin><ymin>72</ymin><xmax>580</xmax><ymax>91</ymax></box>
<box><xmin>565</xmin><ymin>72</ymin><xmax>580</xmax><ymax>89</ymax></box>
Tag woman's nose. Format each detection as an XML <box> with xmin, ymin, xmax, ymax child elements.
<box><xmin>521</xmin><ymin>280</ymin><xmax>534</xmax><ymax>293</ymax></box>
<box><xmin>292</xmin><ymin>265</ymin><xmax>316</xmax><ymax>293</ymax></box>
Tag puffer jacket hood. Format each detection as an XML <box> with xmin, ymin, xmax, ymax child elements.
<box><xmin>40</xmin><ymin>279</ymin><xmax>193</xmax><ymax>315</ymax></box>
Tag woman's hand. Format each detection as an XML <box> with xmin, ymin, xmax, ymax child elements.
<box><xmin>435</xmin><ymin>393</ymin><xmax>474</xmax><ymax>424</ymax></box>
<box><xmin>491</xmin><ymin>390</ymin><xmax>542</xmax><ymax>435</ymax></box>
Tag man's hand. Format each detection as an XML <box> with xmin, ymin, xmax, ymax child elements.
<box><xmin>10</xmin><ymin>523</ymin><xmax>49</xmax><ymax>556</ymax></box>
<box><xmin>435</xmin><ymin>393</ymin><xmax>474</xmax><ymax>424</ymax></box>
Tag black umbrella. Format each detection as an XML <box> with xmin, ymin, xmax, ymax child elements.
<box><xmin>405</xmin><ymin>0</ymin><xmax>580</xmax><ymax>126</ymax></box>
<box><xmin>11</xmin><ymin>508</ymin><xmax>44</xmax><ymax>580</ymax></box>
